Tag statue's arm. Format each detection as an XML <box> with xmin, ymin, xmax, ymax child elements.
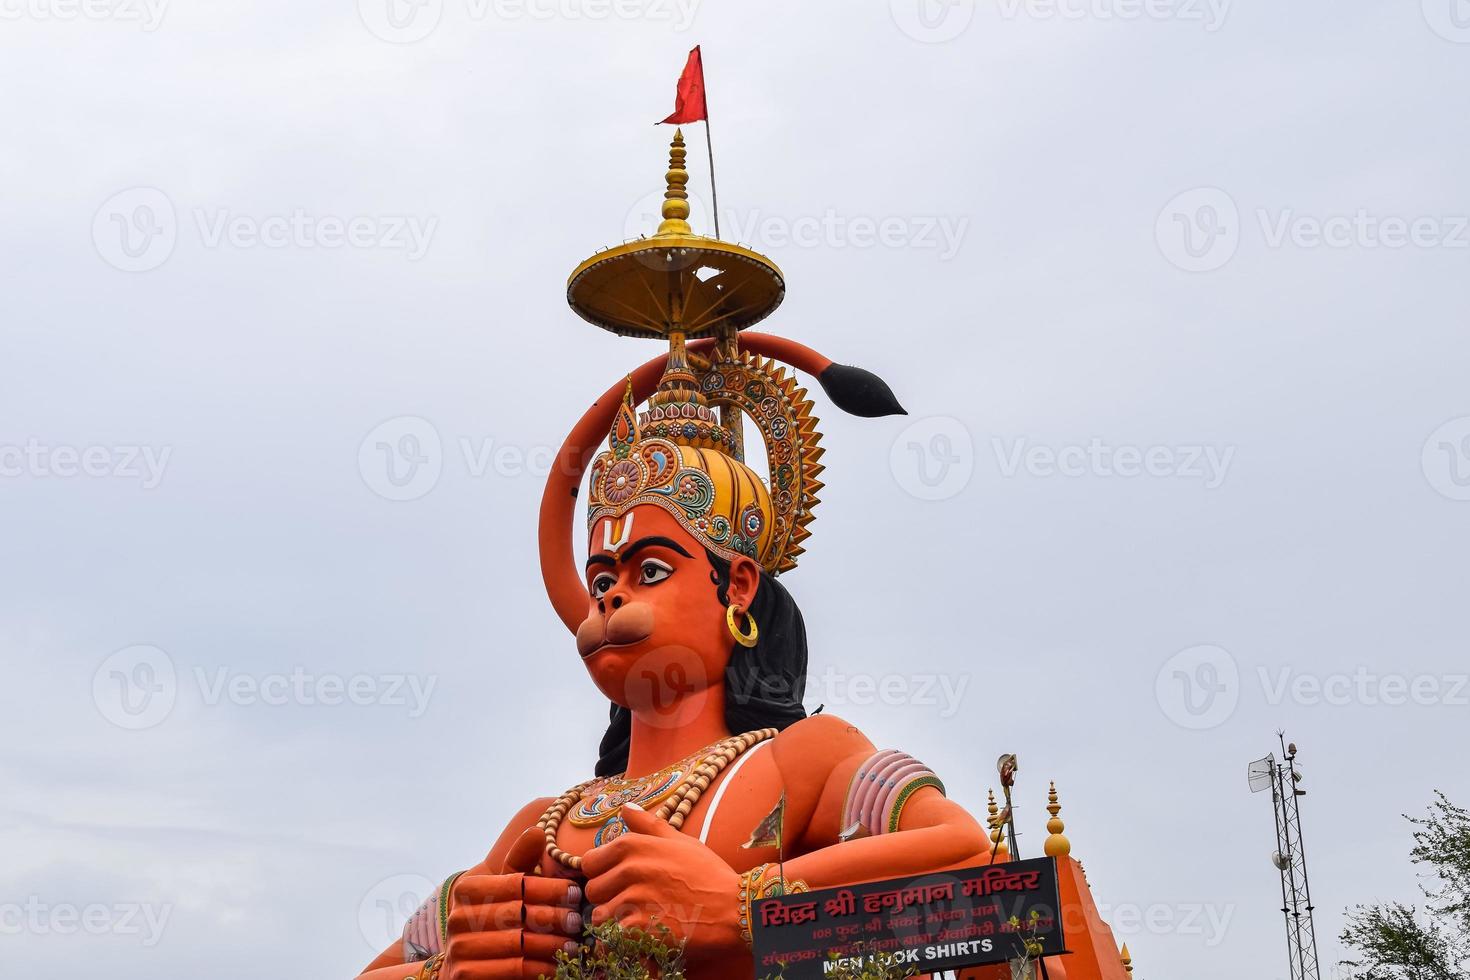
<box><xmin>351</xmin><ymin>797</ymin><xmax>559</xmax><ymax>979</ymax></box>
<box><xmin>775</xmin><ymin>715</ymin><xmax>989</xmax><ymax>888</ymax></box>
<box><xmin>783</xmin><ymin>788</ymin><xmax>987</xmax><ymax>887</ymax></box>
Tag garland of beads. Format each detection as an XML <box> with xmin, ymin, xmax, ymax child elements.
<box><xmin>539</xmin><ymin>728</ymin><xmax>777</xmax><ymax>871</ymax></box>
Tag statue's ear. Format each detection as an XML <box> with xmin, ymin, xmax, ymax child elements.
<box><xmin>728</xmin><ymin>555</ymin><xmax>762</xmax><ymax>612</ymax></box>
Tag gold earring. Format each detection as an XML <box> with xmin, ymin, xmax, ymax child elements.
<box><xmin>726</xmin><ymin>604</ymin><xmax>759</xmax><ymax>648</ymax></box>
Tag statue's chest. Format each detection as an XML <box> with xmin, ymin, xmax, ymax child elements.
<box><xmin>543</xmin><ymin>742</ymin><xmax>788</xmax><ymax>875</ymax></box>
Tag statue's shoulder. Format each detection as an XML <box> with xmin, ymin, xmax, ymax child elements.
<box><xmin>771</xmin><ymin>713</ymin><xmax>876</xmax><ymax>772</ymax></box>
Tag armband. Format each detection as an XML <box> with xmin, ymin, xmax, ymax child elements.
<box><xmin>841</xmin><ymin>750</ymin><xmax>945</xmax><ymax>838</ymax></box>
<box><xmin>737</xmin><ymin>863</ymin><xmax>809</xmax><ymax>949</ymax></box>
<box><xmin>405</xmin><ymin>951</ymin><xmax>445</xmax><ymax>980</ymax></box>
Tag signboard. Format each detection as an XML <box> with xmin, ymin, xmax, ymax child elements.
<box><xmin>750</xmin><ymin>857</ymin><xmax>1065</xmax><ymax>979</ymax></box>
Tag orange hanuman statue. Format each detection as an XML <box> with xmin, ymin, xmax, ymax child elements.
<box><xmin>353</xmin><ymin>132</ymin><xmax>1074</xmax><ymax>980</ymax></box>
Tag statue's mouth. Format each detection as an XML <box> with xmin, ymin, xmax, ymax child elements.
<box><xmin>580</xmin><ymin>638</ymin><xmax>645</xmax><ymax>660</ymax></box>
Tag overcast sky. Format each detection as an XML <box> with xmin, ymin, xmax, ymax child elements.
<box><xmin>3</xmin><ymin>2</ymin><xmax>1469</xmax><ymax>978</ymax></box>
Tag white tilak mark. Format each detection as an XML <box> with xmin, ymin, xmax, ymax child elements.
<box><xmin>603</xmin><ymin>513</ymin><xmax>634</xmax><ymax>553</ymax></box>
<box><xmin>697</xmin><ymin>739</ymin><xmax>773</xmax><ymax>845</ymax></box>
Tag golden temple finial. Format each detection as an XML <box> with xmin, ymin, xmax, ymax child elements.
<box><xmin>1120</xmin><ymin>943</ymin><xmax>1133</xmax><ymax>974</ymax></box>
<box><xmin>1043</xmin><ymin>781</ymin><xmax>1071</xmax><ymax>858</ymax></box>
<box><xmin>986</xmin><ymin>788</ymin><xmax>1002</xmax><ymax>845</ymax></box>
<box><xmin>657</xmin><ymin>128</ymin><xmax>692</xmax><ymax>236</ymax></box>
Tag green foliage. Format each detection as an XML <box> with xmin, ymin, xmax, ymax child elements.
<box><xmin>551</xmin><ymin>919</ymin><xmax>687</xmax><ymax>980</ymax></box>
<box><xmin>1340</xmin><ymin>793</ymin><xmax>1470</xmax><ymax>980</ymax></box>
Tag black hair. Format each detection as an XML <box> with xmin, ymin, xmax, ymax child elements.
<box><xmin>594</xmin><ymin>548</ymin><xmax>809</xmax><ymax>776</ymax></box>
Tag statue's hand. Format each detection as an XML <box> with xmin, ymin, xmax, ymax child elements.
<box><xmin>444</xmin><ymin>829</ymin><xmax>583</xmax><ymax>980</ymax></box>
<box><xmin>581</xmin><ymin>802</ymin><xmax>744</xmax><ymax>964</ymax></box>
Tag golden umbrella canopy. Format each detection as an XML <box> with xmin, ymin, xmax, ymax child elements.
<box><xmin>567</xmin><ymin>129</ymin><xmax>784</xmax><ymax>340</ymax></box>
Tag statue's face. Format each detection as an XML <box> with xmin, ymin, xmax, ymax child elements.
<box><xmin>578</xmin><ymin>504</ymin><xmax>760</xmax><ymax>715</ymax></box>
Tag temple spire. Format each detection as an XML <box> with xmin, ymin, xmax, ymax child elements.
<box><xmin>1043</xmin><ymin>781</ymin><xmax>1071</xmax><ymax>857</ymax></box>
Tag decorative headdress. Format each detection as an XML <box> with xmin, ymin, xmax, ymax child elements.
<box><xmin>541</xmin><ymin>131</ymin><xmax>905</xmax><ymax>623</ymax></box>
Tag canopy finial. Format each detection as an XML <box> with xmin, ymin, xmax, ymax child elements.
<box><xmin>657</xmin><ymin>129</ymin><xmax>692</xmax><ymax>236</ymax></box>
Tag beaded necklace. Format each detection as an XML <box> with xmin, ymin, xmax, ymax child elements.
<box><xmin>539</xmin><ymin>728</ymin><xmax>776</xmax><ymax>870</ymax></box>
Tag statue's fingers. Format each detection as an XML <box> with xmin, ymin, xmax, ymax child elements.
<box><xmin>449</xmin><ymin>899</ymin><xmax>524</xmax><ymax>936</ymax></box>
<box><xmin>522</xmin><ymin>932</ymin><xmax>580</xmax><ymax>962</ymax></box>
<box><xmin>618</xmin><ymin>802</ymin><xmax>684</xmax><ymax>841</ymax></box>
<box><xmin>522</xmin><ymin>878</ymin><xmax>581</xmax><ymax>908</ymax></box>
<box><xmin>577</xmin><ymin>828</ymin><xmax>658</xmax><ymax>877</ymax></box>
<box><xmin>443</xmin><ymin>955</ymin><xmax>557</xmax><ymax>980</ymax></box>
<box><xmin>453</xmin><ymin>874</ymin><xmax>523</xmax><ymax>907</ymax></box>
<box><xmin>502</xmin><ymin>827</ymin><xmax>547</xmax><ymax>874</ymax></box>
<box><xmin>590</xmin><ymin>897</ymin><xmax>642</xmax><ymax>928</ymax></box>
<box><xmin>524</xmin><ymin>905</ymin><xmax>582</xmax><ymax>936</ymax></box>
<box><xmin>445</xmin><ymin>929</ymin><xmax>521</xmax><ymax>962</ymax></box>
<box><xmin>582</xmin><ymin>862</ymin><xmax>641</xmax><ymax>906</ymax></box>
<box><xmin>520</xmin><ymin>959</ymin><xmax>559</xmax><ymax>980</ymax></box>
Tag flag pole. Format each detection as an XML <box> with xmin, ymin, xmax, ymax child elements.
<box><xmin>704</xmin><ymin>120</ymin><xmax>721</xmax><ymax>240</ymax></box>
<box><xmin>699</xmin><ymin>47</ymin><xmax>721</xmax><ymax>240</ymax></box>
<box><xmin>776</xmin><ymin>791</ymin><xmax>786</xmax><ymax>886</ymax></box>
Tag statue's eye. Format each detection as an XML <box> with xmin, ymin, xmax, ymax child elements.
<box><xmin>640</xmin><ymin>560</ymin><xmax>673</xmax><ymax>585</ymax></box>
<box><xmin>591</xmin><ymin>573</ymin><xmax>616</xmax><ymax>598</ymax></box>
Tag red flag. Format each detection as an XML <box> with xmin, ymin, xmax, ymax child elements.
<box><xmin>659</xmin><ymin>46</ymin><xmax>707</xmax><ymax>125</ymax></box>
<box><xmin>740</xmin><ymin>793</ymin><xmax>784</xmax><ymax>850</ymax></box>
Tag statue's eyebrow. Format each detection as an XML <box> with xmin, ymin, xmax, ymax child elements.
<box><xmin>585</xmin><ymin>536</ymin><xmax>693</xmax><ymax>570</ymax></box>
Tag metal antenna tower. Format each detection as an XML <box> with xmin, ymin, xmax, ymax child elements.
<box><xmin>1248</xmin><ymin>733</ymin><xmax>1322</xmax><ymax>980</ymax></box>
